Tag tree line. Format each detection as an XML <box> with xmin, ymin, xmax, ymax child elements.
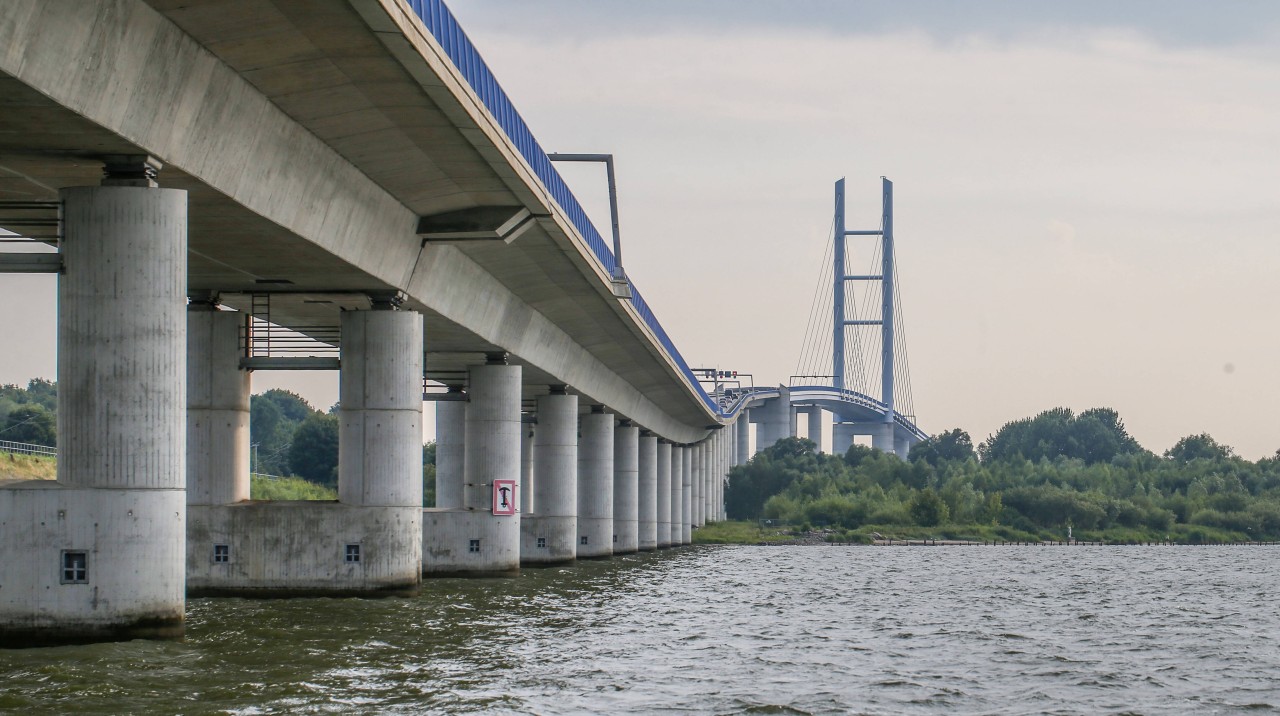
<box><xmin>726</xmin><ymin>407</ymin><xmax>1280</xmax><ymax>544</ymax></box>
<box><xmin>0</xmin><ymin>380</ymin><xmax>438</xmax><ymax>503</ymax></box>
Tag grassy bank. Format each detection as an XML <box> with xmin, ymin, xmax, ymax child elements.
<box><xmin>250</xmin><ymin>474</ymin><xmax>337</xmax><ymax>501</ymax></box>
<box><xmin>0</xmin><ymin>451</ymin><xmax>56</xmax><ymax>481</ymax></box>
<box><xmin>693</xmin><ymin>520</ymin><xmax>1262</xmax><ymax>546</ymax></box>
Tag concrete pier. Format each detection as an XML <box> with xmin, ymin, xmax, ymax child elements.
<box><xmin>612</xmin><ymin>423</ymin><xmax>639</xmax><ymax>554</ymax></box>
<box><xmin>737</xmin><ymin>412</ymin><xmax>751</xmax><ymax>464</ymax></box>
<box><xmin>186</xmin><ymin>306</ymin><xmax>249</xmax><ymax>506</ymax></box>
<box><xmin>578</xmin><ymin>409</ymin><xmax>614</xmax><ymax>558</ymax></box>
<box><xmin>191</xmin><ymin>308</ymin><xmax>424</xmax><ymax>595</ymax></box>
<box><xmin>757</xmin><ymin>389</ymin><xmax>791</xmax><ymax>451</ymax></box>
<box><xmin>424</xmin><ymin>358</ymin><xmax>521</xmax><ymax>575</ymax></box>
<box><xmin>520</xmin><ymin>390</ymin><xmax>578</xmax><ymax>565</ymax></box>
<box><xmin>872</xmin><ymin>422</ymin><xmax>895</xmax><ymax>454</ymax></box>
<box><xmin>681</xmin><ymin>447</ymin><xmax>693</xmax><ymax>544</ymax></box>
<box><xmin>691</xmin><ymin>443</ymin><xmax>704</xmax><ymax>528</ymax></box>
<box><xmin>807</xmin><ymin>409</ymin><xmax>824</xmax><ymax>454</ymax></box>
<box><xmin>0</xmin><ymin>183</ymin><xmax>188</xmax><ymax>644</ymax></box>
<box><xmin>521</xmin><ymin>421</ymin><xmax>535</xmax><ymax>515</ymax></box>
<box><xmin>434</xmin><ymin>398</ymin><xmax>465</xmax><ymax>509</ymax></box>
<box><xmin>670</xmin><ymin>446</ymin><xmax>684</xmax><ymax>546</ymax></box>
<box><xmin>656</xmin><ymin>441</ymin><xmax>673</xmax><ymax>548</ymax></box>
<box><xmin>637</xmin><ymin>434</ymin><xmax>658</xmax><ymax>551</ymax></box>
<box><xmin>833</xmin><ymin>422</ymin><xmax>855</xmax><ymax>456</ymax></box>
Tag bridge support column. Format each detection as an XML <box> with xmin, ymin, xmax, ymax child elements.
<box><xmin>521</xmin><ymin>390</ymin><xmax>577</xmax><ymax>565</ymax></box>
<box><xmin>894</xmin><ymin>435</ymin><xmax>911</xmax><ymax>460</ymax></box>
<box><xmin>656</xmin><ymin>441</ymin><xmax>673</xmax><ymax>548</ymax></box>
<box><xmin>186</xmin><ymin>305</ymin><xmax>249</xmax><ymax>507</ymax></box>
<box><xmin>577</xmin><ymin>408</ymin><xmax>614</xmax><ymax>558</ymax></box>
<box><xmin>737</xmin><ymin>413</ymin><xmax>751</xmax><ymax>464</ymax></box>
<box><xmin>521</xmin><ymin>420</ymin><xmax>535</xmax><ymax>515</ymax></box>
<box><xmin>691</xmin><ymin>443</ymin><xmax>704</xmax><ymax>528</ymax></box>
<box><xmin>424</xmin><ymin>357</ymin><xmax>521</xmax><ymax>575</ymax></box>
<box><xmin>433</xmin><ymin>398</ymin><xmax>465</xmax><ymax>509</ymax></box>
<box><xmin>670</xmin><ymin>446</ymin><xmax>685</xmax><ymax>546</ymax></box>
<box><xmin>833</xmin><ymin>422</ymin><xmax>855</xmax><ymax>456</ymax></box>
<box><xmin>613</xmin><ymin>423</ymin><xmax>639</xmax><ymax>554</ymax></box>
<box><xmin>872</xmin><ymin>423</ymin><xmax>895</xmax><ymax>455</ymax></box>
<box><xmin>0</xmin><ymin>183</ymin><xmax>188</xmax><ymax>645</ymax></box>
<box><xmin>806</xmin><ymin>409</ymin><xmax>824</xmax><ymax>454</ymax></box>
<box><xmin>194</xmin><ymin>308</ymin><xmax>425</xmax><ymax>594</ymax></box>
<box><xmin>680</xmin><ymin>446</ymin><xmax>693</xmax><ymax>544</ymax></box>
<box><xmin>758</xmin><ymin>389</ymin><xmax>791</xmax><ymax>450</ymax></box>
<box><xmin>638</xmin><ymin>434</ymin><xmax>658</xmax><ymax>551</ymax></box>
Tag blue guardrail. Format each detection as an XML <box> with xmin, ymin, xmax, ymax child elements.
<box><xmin>405</xmin><ymin>0</ymin><xmax>724</xmax><ymax>417</ymax></box>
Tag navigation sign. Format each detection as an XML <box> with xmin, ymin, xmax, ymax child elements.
<box><xmin>492</xmin><ymin>479</ymin><xmax>517</xmax><ymax>515</ymax></box>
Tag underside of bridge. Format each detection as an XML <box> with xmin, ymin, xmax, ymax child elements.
<box><xmin>0</xmin><ymin>0</ymin><xmax>717</xmax><ymax>443</ymax></box>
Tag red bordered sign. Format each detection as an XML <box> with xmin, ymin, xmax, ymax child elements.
<box><xmin>492</xmin><ymin>479</ymin><xmax>517</xmax><ymax>515</ymax></box>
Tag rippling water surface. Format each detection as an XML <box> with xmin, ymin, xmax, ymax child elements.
<box><xmin>2</xmin><ymin>546</ymin><xmax>1279</xmax><ymax>714</ymax></box>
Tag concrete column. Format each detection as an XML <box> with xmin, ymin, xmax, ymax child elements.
<box><xmin>680</xmin><ymin>447</ymin><xmax>693</xmax><ymax>544</ymax></box>
<box><xmin>872</xmin><ymin>422</ymin><xmax>895</xmax><ymax>454</ymax></box>
<box><xmin>1</xmin><ymin>183</ymin><xmax>187</xmax><ymax>644</ymax></box>
<box><xmin>758</xmin><ymin>389</ymin><xmax>791</xmax><ymax>450</ymax></box>
<box><xmin>434</xmin><ymin>398</ymin><xmax>465</xmax><ymax>509</ymax></box>
<box><xmin>736</xmin><ymin>412</ymin><xmax>751</xmax><ymax>464</ymax></box>
<box><xmin>669</xmin><ymin>445</ymin><xmax>684</xmax><ymax>547</ymax></box>
<box><xmin>577</xmin><ymin>409</ymin><xmax>614</xmax><ymax>558</ymax></box>
<box><xmin>807</xmin><ymin>408</ymin><xmax>824</xmax><ymax>454</ymax></box>
<box><xmin>423</xmin><ymin>359</ymin><xmax>521</xmax><ymax>574</ymax></box>
<box><xmin>718</xmin><ymin>431</ymin><xmax>727</xmax><ymax>520</ymax></box>
<box><xmin>521</xmin><ymin>390</ymin><xmax>577</xmax><ymax>565</ymax></box>
<box><xmin>612</xmin><ymin>423</ymin><xmax>639</xmax><ymax>554</ymax></box>
<box><xmin>656</xmin><ymin>441</ymin><xmax>673</xmax><ymax>548</ymax></box>
<box><xmin>638</xmin><ymin>434</ymin><xmax>658</xmax><ymax>551</ymax></box>
<box><xmin>521</xmin><ymin>420</ymin><xmax>535</xmax><ymax>514</ymax></box>
<box><xmin>691</xmin><ymin>443</ymin><xmax>704</xmax><ymax>528</ymax></box>
<box><xmin>894</xmin><ymin>435</ymin><xmax>911</xmax><ymax>460</ymax></box>
<box><xmin>187</xmin><ymin>306</ymin><xmax>249</xmax><ymax>505</ymax></box>
<box><xmin>833</xmin><ymin>422</ymin><xmax>855</xmax><ymax>457</ymax></box>
<box><xmin>790</xmin><ymin>407</ymin><xmax>799</xmax><ymax>442</ymax></box>
<box><xmin>338</xmin><ymin>309</ymin><xmax>424</xmax><ymax>509</ymax></box>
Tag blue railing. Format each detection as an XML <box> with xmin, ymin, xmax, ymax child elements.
<box><xmin>405</xmin><ymin>0</ymin><xmax>721</xmax><ymax>416</ymax></box>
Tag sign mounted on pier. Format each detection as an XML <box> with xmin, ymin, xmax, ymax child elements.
<box><xmin>492</xmin><ymin>480</ymin><xmax>517</xmax><ymax>515</ymax></box>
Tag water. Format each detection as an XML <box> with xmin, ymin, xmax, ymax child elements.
<box><xmin>2</xmin><ymin>546</ymin><xmax>1278</xmax><ymax>715</ymax></box>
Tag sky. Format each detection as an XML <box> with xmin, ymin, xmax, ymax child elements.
<box><xmin>2</xmin><ymin>1</ymin><xmax>1279</xmax><ymax>458</ymax></box>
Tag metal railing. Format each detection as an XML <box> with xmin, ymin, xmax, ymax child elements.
<box><xmin>405</xmin><ymin>0</ymin><xmax>720</xmax><ymax>416</ymax></box>
<box><xmin>0</xmin><ymin>440</ymin><xmax>56</xmax><ymax>457</ymax></box>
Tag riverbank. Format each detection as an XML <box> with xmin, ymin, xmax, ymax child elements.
<box><xmin>0</xmin><ymin>451</ymin><xmax>55</xmax><ymax>481</ymax></box>
<box><xmin>692</xmin><ymin>520</ymin><xmax>1277</xmax><ymax>546</ymax></box>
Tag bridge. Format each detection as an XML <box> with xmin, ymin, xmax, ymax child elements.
<box><xmin>0</xmin><ymin>0</ymin><xmax>925</xmax><ymax>645</ymax></box>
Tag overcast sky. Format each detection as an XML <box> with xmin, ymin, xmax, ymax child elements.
<box><xmin>443</xmin><ymin>0</ymin><xmax>1280</xmax><ymax>458</ymax></box>
<box><xmin>3</xmin><ymin>1</ymin><xmax>1278</xmax><ymax>458</ymax></box>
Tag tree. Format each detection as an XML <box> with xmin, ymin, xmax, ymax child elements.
<box><xmin>289</xmin><ymin>413</ymin><xmax>339</xmax><ymax>487</ymax></box>
<box><xmin>908</xmin><ymin>488</ymin><xmax>949</xmax><ymax>527</ymax></box>
<box><xmin>259</xmin><ymin>389</ymin><xmax>313</xmax><ymax>423</ymax></box>
<box><xmin>2</xmin><ymin>404</ymin><xmax>56</xmax><ymax>447</ymax></box>
<box><xmin>909</xmin><ymin>428</ymin><xmax>975</xmax><ymax>465</ymax></box>
<box><xmin>1165</xmin><ymin>434</ymin><xmax>1234</xmax><ymax>463</ymax></box>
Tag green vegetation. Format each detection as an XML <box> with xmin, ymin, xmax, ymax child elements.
<box><xmin>0</xmin><ymin>378</ymin><xmax>440</xmax><ymax>503</ymax></box>
<box><xmin>0</xmin><ymin>379</ymin><xmax>57</xmax><ymax>447</ymax></box>
<box><xmin>250</xmin><ymin>474</ymin><xmax>338</xmax><ymax>501</ymax></box>
<box><xmin>0</xmin><ymin>451</ymin><xmax>57</xmax><ymax>481</ymax></box>
<box><xmin>725</xmin><ymin>407</ymin><xmax>1280</xmax><ymax>544</ymax></box>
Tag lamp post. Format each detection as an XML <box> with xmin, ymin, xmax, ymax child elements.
<box><xmin>547</xmin><ymin>153</ymin><xmax>632</xmax><ymax>299</ymax></box>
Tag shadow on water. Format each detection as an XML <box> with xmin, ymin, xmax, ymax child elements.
<box><xmin>0</xmin><ymin>548</ymin><xmax>702</xmax><ymax>715</ymax></box>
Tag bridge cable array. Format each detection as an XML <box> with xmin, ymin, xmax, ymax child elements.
<box><xmin>792</xmin><ymin>189</ymin><xmax>915</xmax><ymax>423</ymax></box>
